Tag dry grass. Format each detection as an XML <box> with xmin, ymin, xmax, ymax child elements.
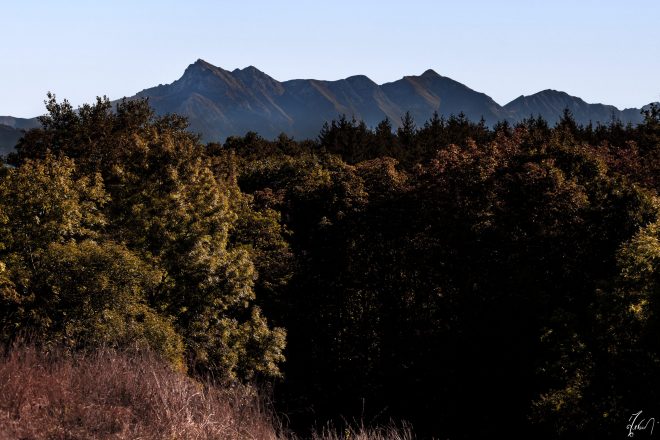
<box><xmin>310</xmin><ymin>423</ymin><xmax>415</xmax><ymax>440</ymax></box>
<box><xmin>0</xmin><ymin>345</ymin><xmax>280</xmax><ymax>440</ymax></box>
<box><xmin>0</xmin><ymin>344</ymin><xmax>414</xmax><ymax>440</ymax></box>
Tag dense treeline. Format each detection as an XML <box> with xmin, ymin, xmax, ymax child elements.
<box><xmin>1</xmin><ymin>95</ymin><xmax>287</xmax><ymax>381</ymax></box>
<box><xmin>2</xmin><ymin>96</ymin><xmax>660</xmax><ymax>438</ymax></box>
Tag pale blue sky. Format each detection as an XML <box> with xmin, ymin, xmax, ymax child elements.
<box><xmin>2</xmin><ymin>0</ymin><xmax>658</xmax><ymax>117</ymax></box>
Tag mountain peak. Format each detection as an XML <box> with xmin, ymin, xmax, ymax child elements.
<box><xmin>420</xmin><ymin>69</ymin><xmax>440</xmax><ymax>78</ymax></box>
<box><xmin>534</xmin><ymin>90</ymin><xmax>589</xmax><ymax>105</ymax></box>
<box><xmin>232</xmin><ymin>65</ymin><xmax>270</xmax><ymax>78</ymax></box>
<box><xmin>2</xmin><ymin>61</ymin><xmax>650</xmax><ymax>154</ymax></box>
<box><xmin>241</xmin><ymin>65</ymin><xmax>263</xmax><ymax>73</ymax></box>
<box><xmin>230</xmin><ymin>65</ymin><xmax>282</xmax><ymax>93</ymax></box>
<box><xmin>345</xmin><ymin>74</ymin><xmax>376</xmax><ymax>86</ymax></box>
<box><xmin>193</xmin><ymin>58</ymin><xmax>215</xmax><ymax>68</ymax></box>
<box><xmin>183</xmin><ymin>59</ymin><xmax>219</xmax><ymax>76</ymax></box>
<box><xmin>536</xmin><ymin>89</ymin><xmax>566</xmax><ymax>97</ymax></box>
<box><xmin>102</xmin><ymin>61</ymin><xmax>654</xmax><ymax>143</ymax></box>
<box><xmin>193</xmin><ymin>58</ymin><xmax>215</xmax><ymax>67</ymax></box>
<box><xmin>503</xmin><ymin>88</ymin><xmax>644</xmax><ymax>125</ymax></box>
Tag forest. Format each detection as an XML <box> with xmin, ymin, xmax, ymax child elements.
<box><xmin>1</xmin><ymin>95</ymin><xmax>660</xmax><ymax>439</ymax></box>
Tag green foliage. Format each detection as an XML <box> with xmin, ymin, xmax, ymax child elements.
<box><xmin>619</xmin><ymin>218</ymin><xmax>660</xmax><ymax>296</ymax></box>
<box><xmin>34</xmin><ymin>240</ymin><xmax>185</xmax><ymax>369</ymax></box>
<box><xmin>6</xmin><ymin>93</ymin><xmax>660</xmax><ymax>438</ymax></box>
<box><xmin>2</xmin><ymin>96</ymin><xmax>286</xmax><ymax>381</ymax></box>
<box><xmin>0</xmin><ymin>154</ymin><xmax>107</xmax><ymax>250</ymax></box>
<box><xmin>225</xmin><ymin>117</ymin><xmax>660</xmax><ymax>437</ymax></box>
<box><xmin>0</xmin><ymin>154</ymin><xmax>184</xmax><ymax>368</ymax></box>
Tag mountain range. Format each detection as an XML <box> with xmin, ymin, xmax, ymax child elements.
<box><xmin>0</xmin><ymin>59</ymin><xmax>652</xmax><ymax>154</ymax></box>
<box><xmin>0</xmin><ymin>116</ymin><xmax>40</xmax><ymax>156</ymax></box>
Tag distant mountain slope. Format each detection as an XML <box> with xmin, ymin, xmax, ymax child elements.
<box><xmin>135</xmin><ymin>60</ymin><xmax>294</xmax><ymax>141</ymax></box>
<box><xmin>0</xmin><ymin>116</ymin><xmax>40</xmax><ymax>130</ymax></box>
<box><xmin>380</xmin><ymin>69</ymin><xmax>507</xmax><ymax>126</ymax></box>
<box><xmin>1</xmin><ymin>60</ymin><xmax>652</xmax><ymax>145</ymax></box>
<box><xmin>503</xmin><ymin>90</ymin><xmax>645</xmax><ymax>126</ymax></box>
<box><xmin>0</xmin><ymin>124</ymin><xmax>24</xmax><ymax>157</ymax></box>
<box><xmin>133</xmin><ymin>59</ymin><xmax>514</xmax><ymax>141</ymax></box>
<box><xmin>277</xmin><ymin>74</ymin><xmax>401</xmax><ymax>138</ymax></box>
<box><xmin>0</xmin><ymin>117</ymin><xmax>39</xmax><ymax>157</ymax></box>
<box><xmin>133</xmin><ymin>60</ymin><xmax>650</xmax><ymax>141</ymax></box>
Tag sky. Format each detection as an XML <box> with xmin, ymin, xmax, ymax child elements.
<box><xmin>1</xmin><ymin>0</ymin><xmax>659</xmax><ymax>117</ymax></box>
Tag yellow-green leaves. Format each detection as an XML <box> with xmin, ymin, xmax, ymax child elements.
<box><xmin>617</xmin><ymin>219</ymin><xmax>660</xmax><ymax>321</ymax></box>
<box><xmin>619</xmin><ymin>220</ymin><xmax>660</xmax><ymax>285</ymax></box>
<box><xmin>32</xmin><ymin>240</ymin><xmax>184</xmax><ymax>367</ymax></box>
<box><xmin>0</xmin><ymin>154</ymin><xmax>107</xmax><ymax>250</ymax></box>
<box><xmin>1</xmin><ymin>97</ymin><xmax>288</xmax><ymax>381</ymax></box>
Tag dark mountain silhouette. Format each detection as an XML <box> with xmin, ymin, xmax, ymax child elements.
<box><xmin>0</xmin><ymin>116</ymin><xmax>39</xmax><ymax>156</ymax></box>
<box><xmin>134</xmin><ymin>60</ymin><xmax>294</xmax><ymax>141</ymax></box>
<box><xmin>0</xmin><ymin>116</ymin><xmax>40</xmax><ymax>131</ymax></box>
<box><xmin>380</xmin><ymin>69</ymin><xmax>505</xmax><ymax>126</ymax></box>
<box><xmin>504</xmin><ymin>89</ymin><xmax>645</xmax><ymax>126</ymax></box>
<box><xmin>133</xmin><ymin>61</ymin><xmax>649</xmax><ymax>141</ymax></box>
<box><xmin>133</xmin><ymin>60</ymin><xmax>512</xmax><ymax>141</ymax></box>
<box><xmin>0</xmin><ymin>117</ymin><xmax>39</xmax><ymax>157</ymax></box>
<box><xmin>0</xmin><ymin>60</ymin><xmax>652</xmax><ymax>154</ymax></box>
<box><xmin>0</xmin><ymin>125</ymin><xmax>24</xmax><ymax>157</ymax></box>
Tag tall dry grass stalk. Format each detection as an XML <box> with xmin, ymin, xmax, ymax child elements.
<box><xmin>310</xmin><ymin>423</ymin><xmax>415</xmax><ymax>440</ymax></box>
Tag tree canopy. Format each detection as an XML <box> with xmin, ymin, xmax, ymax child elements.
<box><xmin>2</xmin><ymin>97</ymin><xmax>659</xmax><ymax>438</ymax></box>
<box><xmin>2</xmin><ymin>96</ymin><xmax>285</xmax><ymax>381</ymax></box>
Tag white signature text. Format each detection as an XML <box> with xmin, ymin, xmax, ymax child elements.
<box><xmin>628</xmin><ymin>410</ymin><xmax>655</xmax><ymax>437</ymax></box>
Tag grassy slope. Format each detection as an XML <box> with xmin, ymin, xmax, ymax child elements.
<box><xmin>0</xmin><ymin>346</ymin><xmax>413</xmax><ymax>440</ymax></box>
